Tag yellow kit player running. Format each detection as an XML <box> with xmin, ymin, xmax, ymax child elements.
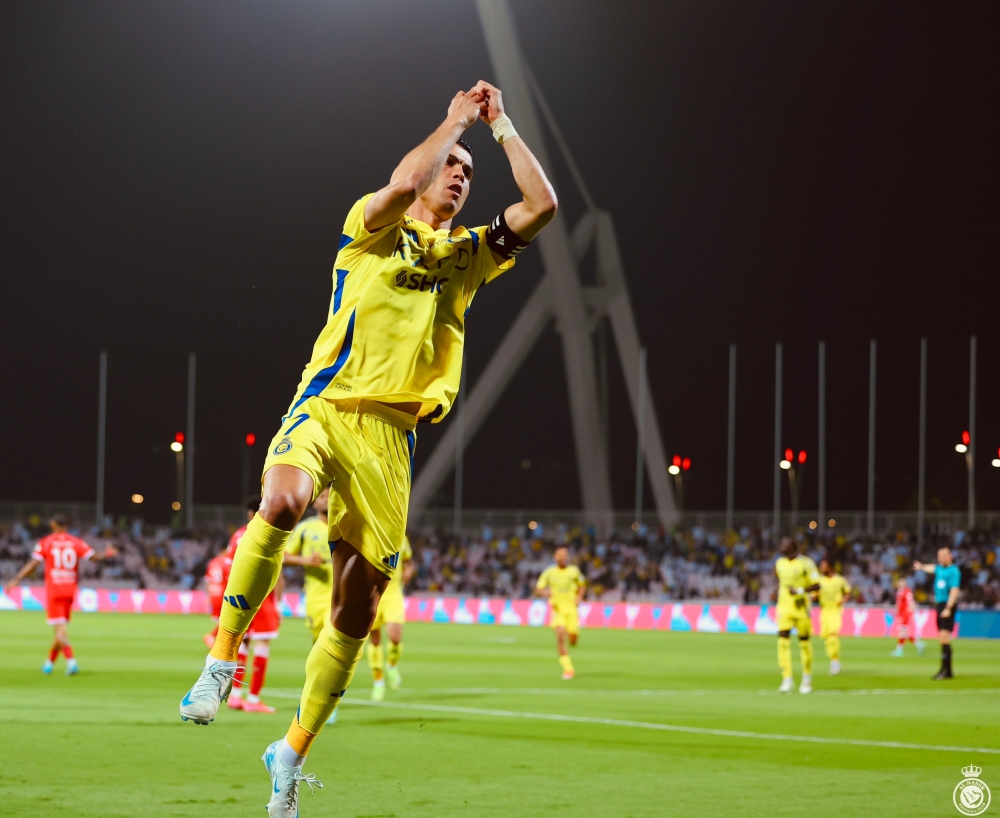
<box><xmin>535</xmin><ymin>546</ymin><xmax>585</xmax><ymax>679</ymax></box>
<box><xmin>816</xmin><ymin>558</ymin><xmax>851</xmax><ymax>676</ymax></box>
<box><xmin>774</xmin><ymin>538</ymin><xmax>821</xmax><ymax>694</ymax></box>
<box><xmin>283</xmin><ymin>488</ymin><xmax>334</xmax><ymax>643</ymax></box>
<box><xmin>177</xmin><ymin>80</ymin><xmax>557</xmax><ymax>818</ymax></box>
<box><xmin>367</xmin><ymin>535</ymin><xmax>413</xmax><ymax>700</ymax></box>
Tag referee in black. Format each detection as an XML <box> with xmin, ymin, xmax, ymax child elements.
<box><xmin>914</xmin><ymin>546</ymin><xmax>961</xmax><ymax>680</ymax></box>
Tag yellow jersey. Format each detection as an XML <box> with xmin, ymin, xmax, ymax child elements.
<box><xmin>287</xmin><ymin>194</ymin><xmax>513</xmax><ymax>423</ymax></box>
<box><xmin>817</xmin><ymin>574</ymin><xmax>850</xmax><ymax>610</ymax></box>
<box><xmin>536</xmin><ymin>565</ymin><xmax>585</xmax><ymax>611</ymax></box>
<box><xmin>285</xmin><ymin>516</ymin><xmax>332</xmax><ymax>604</ymax></box>
<box><xmin>775</xmin><ymin>555</ymin><xmax>820</xmax><ymax>608</ymax></box>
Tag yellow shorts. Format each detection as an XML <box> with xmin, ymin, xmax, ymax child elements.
<box><xmin>372</xmin><ymin>585</ymin><xmax>406</xmax><ymax>630</ymax></box>
<box><xmin>550</xmin><ymin>605</ymin><xmax>579</xmax><ymax>634</ymax></box>
<box><xmin>776</xmin><ymin>602</ymin><xmax>812</xmax><ymax>636</ymax></box>
<box><xmin>820</xmin><ymin>608</ymin><xmax>843</xmax><ymax>638</ymax></box>
<box><xmin>264</xmin><ymin>397</ymin><xmax>415</xmax><ymax>580</ymax></box>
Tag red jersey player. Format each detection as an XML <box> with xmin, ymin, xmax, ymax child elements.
<box><xmin>202</xmin><ymin>550</ymin><xmax>233</xmax><ymax>649</ymax></box>
<box><xmin>891</xmin><ymin>577</ymin><xmax>925</xmax><ymax>656</ymax></box>
<box><xmin>4</xmin><ymin>514</ymin><xmax>116</xmax><ymax>675</ymax></box>
<box><xmin>221</xmin><ymin>499</ymin><xmax>283</xmax><ymax>714</ymax></box>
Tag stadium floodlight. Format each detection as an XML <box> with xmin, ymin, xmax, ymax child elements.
<box><xmin>992</xmin><ymin>458</ymin><xmax>1000</xmax><ymax>468</ymax></box>
<box><xmin>528</xmin><ymin>520</ymin><xmax>538</xmax><ymax>531</ymax></box>
<box><xmin>808</xmin><ymin>520</ymin><xmax>817</xmax><ymax>530</ymax></box>
<box><xmin>780</xmin><ymin>459</ymin><xmax>792</xmax><ymax>470</ymax></box>
<box><xmin>171</xmin><ymin>501</ymin><xmax>181</xmax><ymax>511</ymax></box>
<box><xmin>955</xmin><ymin>443</ymin><xmax>967</xmax><ymax>453</ymax></box>
<box><xmin>828</xmin><ymin>518</ymin><xmax>836</xmax><ymax>527</ymax></box>
<box><xmin>668</xmin><ymin>464</ymin><xmax>680</xmax><ymax>475</ymax></box>
<box><xmin>170</xmin><ymin>441</ymin><xmax>183</xmax><ymax>453</ymax></box>
<box><xmin>131</xmin><ymin>494</ymin><xmax>144</xmax><ymax>504</ymax></box>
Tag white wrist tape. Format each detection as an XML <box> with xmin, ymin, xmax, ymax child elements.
<box><xmin>490</xmin><ymin>113</ymin><xmax>518</xmax><ymax>145</ymax></box>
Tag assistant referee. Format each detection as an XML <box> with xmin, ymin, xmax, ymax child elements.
<box><xmin>913</xmin><ymin>547</ymin><xmax>961</xmax><ymax>680</ymax></box>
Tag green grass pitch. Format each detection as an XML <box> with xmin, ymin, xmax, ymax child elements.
<box><xmin>1</xmin><ymin>611</ymin><xmax>998</xmax><ymax>817</ymax></box>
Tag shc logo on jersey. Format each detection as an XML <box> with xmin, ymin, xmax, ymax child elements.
<box><xmin>273</xmin><ymin>437</ymin><xmax>293</xmax><ymax>455</ymax></box>
<box><xmin>395</xmin><ymin>271</ymin><xmax>450</xmax><ymax>294</ymax></box>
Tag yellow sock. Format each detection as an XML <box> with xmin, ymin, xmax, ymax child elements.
<box><xmin>799</xmin><ymin>639</ymin><xmax>814</xmax><ymax>675</ymax></box>
<box><xmin>297</xmin><ymin>623</ymin><xmax>366</xmax><ymax>733</ymax></box>
<box><xmin>387</xmin><ymin>641</ymin><xmax>403</xmax><ymax>668</ymax></box>
<box><xmin>216</xmin><ymin>514</ymin><xmax>290</xmax><ymax>646</ymax></box>
<box><xmin>778</xmin><ymin>637</ymin><xmax>792</xmax><ymax>678</ymax></box>
<box><xmin>825</xmin><ymin>635</ymin><xmax>840</xmax><ymax>660</ymax></box>
<box><xmin>559</xmin><ymin>654</ymin><xmax>573</xmax><ymax>673</ymax></box>
<box><xmin>367</xmin><ymin>641</ymin><xmax>385</xmax><ymax>681</ymax></box>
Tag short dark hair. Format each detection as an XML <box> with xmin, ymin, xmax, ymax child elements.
<box><xmin>51</xmin><ymin>513</ymin><xmax>68</xmax><ymax>528</ymax></box>
<box><xmin>456</xmin><ymin>138</ymin><xmax>474</xmax><ymax>160</ymax></box>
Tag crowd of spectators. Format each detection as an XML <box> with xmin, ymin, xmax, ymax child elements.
<box><xmin>2</xmin><ymin>515</ymin><xmax>999</xmax><ymax>609</ymax></box>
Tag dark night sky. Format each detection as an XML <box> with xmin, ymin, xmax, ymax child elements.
<box><xmin>1</xmin><ymin>1</ymin><xmax>997</xmax><ymax>521</ymax></box>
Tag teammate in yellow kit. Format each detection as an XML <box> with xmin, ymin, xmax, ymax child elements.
<box><xmin>816</xmin><ymin>558</ymin><xmax>851</xmax><ymax>676</ymax></box>
<box><xmin>535</xmin><ymin>546</ymin><xmax>586</xmax><ymax>679</ymax></box>
<box><xmin>178</xmin><ymin>79</ymin><xmax>557</xmax><ymax>817</ymax></box>
<box><xmin>774</xmin><ymin>538</ymin><xmax>821</xmax><ymax>694</ymax></box>
<box><xmin>367</xmin><ymin>536</ymin><xmax>414</xmax><ymax>700</ymax></box>
<box><xmin>283</xmin><ymin>487</ymin><xmax>333</xmax><ymax>643</ymax></box>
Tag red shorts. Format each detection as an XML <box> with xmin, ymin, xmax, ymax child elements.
<box><xmin>46</xmin><ymin>595</ymin><xmax>74</xmax><ymax>626</ymax></box>
<box><xmin>209</xmin><ymin>593</ymin><xmax>224</xmax><ymax>620</ymax></box>
<box><xmin>897</xmin><ymin>613</ymin><xmax>913</xmax><ymax>632</ymax></box>
<box><xmin>247</xmin><ymin>594</ymin><xmax>280</xmax><ymax>640</ymax></box>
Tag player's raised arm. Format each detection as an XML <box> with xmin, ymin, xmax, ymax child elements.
<box><xmin>473</xmin><ymin>81</ymin><xmax>558</xmax><ymax>252</ymax></box>
<box><xmin>364</xmin><ymin>90</ymin><xmax>484</xmax><ymax>232</ymax></box>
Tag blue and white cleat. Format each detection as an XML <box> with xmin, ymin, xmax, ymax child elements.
<box><xmin>890</xmin><ymin>646</ymin><xmax>904</xmax><ymax>657</ymax></box>
<box><xmin>179</xmin><ymin>661</ymin><xmax>237</xmax><ymax>725</ymax></box>
<box><xmin>66</xmin><ymin>659</ymin><xmax>79</xmax><ymax>676</ymax></box>
<box><xmin>262</xmin><ymin>739</ymin><xmax>323</xmax><ymax>817</ymax></box>
<box><xmin>42</xmin><ymin>660</ymin><xmax>54</xmax><ymax>675</ymax></box>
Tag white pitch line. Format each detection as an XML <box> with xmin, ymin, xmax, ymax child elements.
<box><xmin>266</xmin><ymin>686</ymin><xmax>1000</xmax><ymax>698</ymax></box>
<box><xmin>343</xmin><ymin>698</ymin><xmax>1000</xmax><ymax>755</ymax></box>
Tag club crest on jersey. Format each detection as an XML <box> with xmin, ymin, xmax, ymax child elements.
<box><xmin>273</xmin><ymin>437</ymin><xmax>293</xmax><ymax>455</ymax></box>
<box><xmin>395</xmin><ymin>271</ymin><xmax>449</xmax><ymax>294</ymax></box>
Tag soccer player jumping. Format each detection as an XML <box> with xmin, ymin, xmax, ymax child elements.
<box><xmin>178</xmin><ymin>81</ymin><xmax>557</xmax><ymax>816</ymax></box>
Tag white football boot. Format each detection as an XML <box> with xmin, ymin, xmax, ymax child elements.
<box><xmin>799</xmin><ymin>674</ymin><xmax>812</xmax><ymax>694</ymax></box>
<box><xmin>371</xmin><ymin>679</ymin><xmax>386</xmax><ymax>701</ymax></box>
<box><xmin>829</xmin><ymin>659</ymin><xmax>841</xmax><ymax>676</ymax></box>
<box><xmin>179</xmin><ymin>661</ymin><xmax>238</xmax><ymax>725</ymax></box>
<box><xmin>262</xmin><ymin>740</ymin><xmax>323</xmax><ymax>818</ymax></box>
<box><xmin>778</xmin><ymin>677</ymin><xmax>795</xmax><ymax>693</ymax></box>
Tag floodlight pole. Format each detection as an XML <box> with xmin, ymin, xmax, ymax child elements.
<box><xmin>968</xmin><ymin>335</ymin><xmax>976</xmax><ymax>530</ymax></box>
<box><xmin>633</xmin><ymin>347</ymin><xmax>647</xmax><ymax>527</ymax></box>
<box><xmin>773</xmin><ymin>343</ymin><xmax>782</xmax><ymax>534</ymax></box>
<box><xmin>726</xmin><ymin>344</ymin><xmax>736</xmax><ymax>533</ymax></box>
<box><xmin>817</xmin><ymin>341</ymin><xmax>826</xmax><ymax>534</ymax></box>
<box><xmin>867</xmin><ymin>340</ymin><xmax>876</xmax><ymax>536</ymax></box>
<box><xmin>96</xmin><ymin>351</ymin><xmax>108</xmax><ymax>526</ymax></box>
<box><xmin>185</xmin><ymin>353</ymin><xmax>196</xmax><ymax>528</ymax></box>
<box><xmin>917</xmin><ymin>337</ymin><xmax>927</xmax><ymax>547</ymax></box>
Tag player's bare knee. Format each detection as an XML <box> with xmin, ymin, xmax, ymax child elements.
<box><xmin>259</xmin><ymin>489</ymin><xmax>309</xmax><ymax>530</ymax></box>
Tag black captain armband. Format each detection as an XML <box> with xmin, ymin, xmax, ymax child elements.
<box><xmin>485</xmin><ymin>211</ymin><xmax>530</xmax><ymax>261</ymax></box>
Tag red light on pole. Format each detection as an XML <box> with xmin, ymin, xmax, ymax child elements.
<box><xmin>784</xmin><ymin>448</ymin><xmax>793</xmax><ymax>462</ymax></box>
<box><xmin>672</xmin><ymin>454</ymin><xmax>682</xmax><ymax>467</ymax></box>
<box><xmin>681</xmin><ymin>457</ymin><xmax>691</xmax><ymax>471</ymax></box>
<box><xmin>245</xmin><ymin>433</ymin><xmax>256</xmax><ymax>447</ymax></box>
<box><xmin>798</xmin><ymin>450</ymin><xmax>807</xmax><ymax>464</ymax></box>
<box><xmin>175</xmin><ymin>432</ymin><xmax>185</xmax><ymax>444</ymax></box>
<box><xmin>962</xmin><ymin>430</ymin><xmax>970</xmax><ymax>445</ymax></box>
